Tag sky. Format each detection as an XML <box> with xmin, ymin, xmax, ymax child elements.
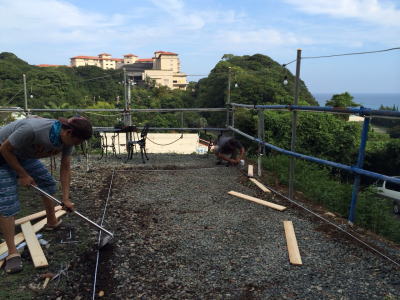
<box><xmin>0</xmin><ymin>0</ymin><xmax>399</xmax><ymax>94</ymax></box>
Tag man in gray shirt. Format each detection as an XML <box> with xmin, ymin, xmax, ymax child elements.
<box><xmin>0</xmin><ymin>116</ymin><xmax>92</xmax><ymax>273</ymax></box>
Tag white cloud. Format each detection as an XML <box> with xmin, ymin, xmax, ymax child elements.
<box><xmin>284</xmin><ymin>0</ymin><xmax>400</xmax><ymax>27</ymax></box>
<box><xmin>148</xmin><ymin>0</ymin><xmax>242</xmax><ymax>30</ymax></box>
<box><xmin>216</xmin><ymin>28</ymin><xmax>313</xmax><ymax>49</ymax></box>
<box><xmin>0</xmin><ymin>0</ymin><xmax>132</xmax><ymax>45</ymax></box>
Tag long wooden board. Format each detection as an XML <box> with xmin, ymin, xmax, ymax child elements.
<box><xmin>228</xmin><ymin>191</ymin><xmax>286</xmax><ymax>211</ymax></box>
<box><xmin>247</xmin><ymin>165</ymin><xmax>254</xmax><ymax>177</ymax></box>
<box><xmin>0</xmin><ymin>210</ymin><xmax>66</xmax><ymax>257</ymax></box>
<box><xmin>21</xmin><ymin>221</ymin><xmax>48</xmax><ymax>268</ymax></box>
<box><xmin>249</xmin><ymin>178</ymin><xmax>271</xmax><ymax>193</ymax></box>
<box><xmin>15</xmin><ymin>206</ymin><xmax>62</xmax><ymax>226</ymax></box>
<box><xmin>283</xmin><ymin>221</ymin><xmax>302</xmax><ymax>265</ymax></box>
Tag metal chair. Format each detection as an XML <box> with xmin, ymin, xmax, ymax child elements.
<box><xmin>127</xmin><ymin>124</ymin><xmax>150</xmax><ymax>163</ymax></box>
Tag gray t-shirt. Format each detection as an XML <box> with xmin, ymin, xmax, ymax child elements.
<box><xmin>0</xmin><ymin>118</ymin><xmax>73</xmax><ymax>161</ymax></box>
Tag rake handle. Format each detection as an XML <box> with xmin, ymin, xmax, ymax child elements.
<box><xmin>30</xmin><ymin>185</ymin><xmax>114</xmax><ymax>238</ymax></box>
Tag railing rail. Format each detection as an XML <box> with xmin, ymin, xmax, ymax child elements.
<box><xmin>231</xmin><ymin>103</ymin><xmax>400</xmax><ymax>119</ymax></box>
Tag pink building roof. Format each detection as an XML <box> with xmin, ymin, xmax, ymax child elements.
<box><xmin>155</xmin><ymin>51</ymin><xmax>177</xmax><ymax>55</ymax></box>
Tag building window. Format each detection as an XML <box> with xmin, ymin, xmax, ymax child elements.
<box><xmin>173</xmin><ymin>80</ymin><xmax>178</xmax><ymax>83</ymax></box>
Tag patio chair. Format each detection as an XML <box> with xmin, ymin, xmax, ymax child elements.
<box><xmin>127</xmin><ymin>124</ymin><xmax>150</xmax><ymax>163</ymax></box>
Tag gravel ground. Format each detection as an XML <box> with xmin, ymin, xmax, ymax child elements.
<box><xmin>23</xmin><ymin>153</ymin><xmax>400</xmax><ymax>299</ymax></box>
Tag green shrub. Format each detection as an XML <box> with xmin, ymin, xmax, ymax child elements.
<box><xmin>262</xmin><ymin>154</ymin><xmax>400</xmax><ymax>243</ymax></box>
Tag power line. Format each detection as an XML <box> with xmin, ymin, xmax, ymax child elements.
<box><xmin>5</xmin><ymin>88</ymin><xmax>24</xmax><ymax>105</ymax></box>
<box><xmin>283</xmin><ymin>46</ymin><xmax>400</xmax><ymax>66</ymax></box>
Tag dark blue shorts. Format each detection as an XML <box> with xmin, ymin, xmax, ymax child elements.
<box><xmin>0</xmin><ymin>159</ymin><xmax>56</xmax><ymax>217</ymax></box>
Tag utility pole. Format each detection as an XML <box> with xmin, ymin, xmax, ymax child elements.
<box><xmin>226</xmin><ymin>67</ymin><xmax>231</xmax><ymax>127</ymax></box>
<box><xmin>127</xmin><ymin>80</ymin><xmax>132</xmax><ymax>126</ymax></box>
<box><xmin>123</xmin><ymin>68</ymin><xmax>128</xmax><ymax>126</ymax></box>
<box><xmin>23</xmin><ymin>74</ymin><xmax>29</xmax><ymax>116</ymax></box>
<box><xmin>289</xmin><ymin>49</ymin><xmax>302</xmax><ymax>199</ymax></box>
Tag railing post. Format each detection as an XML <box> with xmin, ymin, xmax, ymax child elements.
<box><xmin>348</xmin><ymin>117</ymin><xmax>370</xmax><ymax>224</ymax></box>
<box><xmin>289</xmin><ymin>49</ymin><xmax>302</xmax><ymax>199</ymax></box>
<box><xmin>257</xmin><ymin>109</ymin><xmax>265</xmax><ymax>177</ymax></box>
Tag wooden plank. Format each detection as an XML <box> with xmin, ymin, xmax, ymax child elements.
<box><xmin>247</xmin><ymin>164</ymin><xmax>254</xmax><ymax>177</ymax></box>
<box><xmin>228</xmin><ymin>191</ymin><xmax>286</xmax><ymax>211</ymax></box>
<box><xmin>0</xmin><ymin>210</ymin><xmax>66</xmax><ymax>257</ymax></box>
<box><xmin>249</xmin><ymin>178</ymin><xmax>271</xmax><ymax>193</ymax></box>
<box><xmin>21</xmin><ymin>221</ymin><xmax>48</xmax><ymax>268</ymax></box>
<box><xmin>15</xmin><ymin>206</ymin><xmax>62</xmax><ymax>226</ymax></box>
<box><xmin>283</xmin><ymin>221</ymin><xmax>302</xmax><ymax>266</ymax></box>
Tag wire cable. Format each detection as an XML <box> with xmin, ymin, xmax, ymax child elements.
<box><xmin>283</xmin><ymin>46</ymin><xmax>400</xmax><ymax>66</ymax></box>
<box><xmin>92</xmin><ymin>169</ymin><xmax>116</xmax><ymax>300</ymax></box>
<box><xmin>146</xmin><ymin>134</ymin><xmax>183</xmax><ymax>146</ymax></box>
<box><xmin>5</xmin><ymin>88</ymin><xmax>24</xmax><ymax>105</ymax></box>
<box><xmin>263</xmin><ymin>183</ymin><xmax>400</xmax><ymax>268</ymax></box>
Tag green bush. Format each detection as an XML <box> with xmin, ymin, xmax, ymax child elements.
<box><xmin>262</xmin><ymin>154</ymin><xmax>400</xmax><ymax>243</ymax></box>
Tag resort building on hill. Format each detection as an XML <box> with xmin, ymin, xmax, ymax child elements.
<box><xmin>70</xmin><ymin>51</ymin><xmax>187</xmax><ymax>90</ymax></box>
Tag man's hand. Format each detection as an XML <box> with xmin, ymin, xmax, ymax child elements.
<box><xmin>19</xmin><ymin>175</ymin><xmax>36</xmax><ymax>187</ymax></box>
<box><xmin>230</xmin><ymin>158</ymin><xmax>240</xmax><ymax>165</ymax></box>
<box><xmin>62</xmin><ymin>200</ymin><xmax>75</xmax><ymax>212</ymax></box>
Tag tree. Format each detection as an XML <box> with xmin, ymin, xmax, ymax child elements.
<box><xmin>325</xmin><ymin>92</ymin><xmax>359</xmax><ymax>121</ymax></box>
<box><xmin>325</xmin><ymin>92</ymin><xmax>359</xmax><ymax>107</ymax></box>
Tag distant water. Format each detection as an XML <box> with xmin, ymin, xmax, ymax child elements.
<box><xmin>313</xmin><ymin>93</ymin><xmax>400</xmax><ymax>109</ymax></box>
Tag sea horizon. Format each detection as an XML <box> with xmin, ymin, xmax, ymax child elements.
<box><xmin>313</xmin><ymin>92</ymin><xmax>400</xmax><ymax>110</ymax></box>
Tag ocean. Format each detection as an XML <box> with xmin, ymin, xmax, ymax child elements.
<box><xmin>313</xmin><ymin>93</ymin><xmax>400</xmax><ymax>110</ymax></box>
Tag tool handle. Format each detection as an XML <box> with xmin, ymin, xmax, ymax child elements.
<box><xmin>30</xmin><ymin>185</ymin><xmax>114</xmax><ymax>238</ymax></box>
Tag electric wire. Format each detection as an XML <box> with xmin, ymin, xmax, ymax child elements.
<box><xmin>5</xmin><ymin>88</ymin><xmax>24</xmax><ymax>105</ymax></box>
<box><xmin>263</xmin><ymin>183</ymin><xmax>400</xmax><ymax>268</ymax></box>
<box><xmin>92</xmin><ymin>169</ymin><xmax>116</xmax><ymax>300</ymax></box>
<box><xmin>283</xmin><ymin>46</ymin><xmax>400</xmax><ymax>66</ymax></box>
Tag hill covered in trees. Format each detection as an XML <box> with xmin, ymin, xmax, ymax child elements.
<box><xmin>0</xmin><ymin>52</ymin><xmax>317</xmax><ymax>111</ymax></box>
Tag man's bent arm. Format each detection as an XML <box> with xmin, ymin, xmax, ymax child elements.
<box><xmin>216</xmin><ymin>152</ymin><xmax>235</xmax><ymax>163</ymax></box>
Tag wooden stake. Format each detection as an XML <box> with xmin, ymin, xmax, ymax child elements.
<box><xmin>249</xmin><ymin>178</ymin><xmax>271</xmax><ymax>193</ymax></box>
<box><xmin>43</xmin><ymin>277</ymin><xmax>50</xmax><ymax>289</ymax></box>
<box><xmin>15</xmin><ymin>206</ymin><xmax>62</xmax><ymax>226</ymax></box>
<box><xmin>21</xmin><ymin>221</ymin><xmax>48</xmax><ymax>268</ymax></box>
<box><xmin>283</xmin><ymin>221</ymin><xmax>302</xmax><ymax>266</ymax></box>
<box><xmin>247</xmin><ymin>164</ymin><xmax>254</xmax><ymax>177</ymax></box>
<box><xmin>228</xmin><ymin>191</ymin><xmax>286</xmax><ymax>211</ymax></box>
<box><xmin>0</xmin><ymin>210</ymin><xmax>66</xmax><ymax>257</ymax></box>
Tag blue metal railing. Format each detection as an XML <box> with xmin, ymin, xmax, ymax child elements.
<box><xmin>231</xmin><ymin>103</ymin><xmax>400</xmax><ymax>118</ymax></box>
<box><xmin>227</xmin><ymin>104</ymin><xmax>400</xmax><ymax>223</ymax></box>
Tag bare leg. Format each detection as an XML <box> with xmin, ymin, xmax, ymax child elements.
<box><xmin>42</xmin><ymin>196</ymin><xmax>58</xmax><ymax>226</ymax></box>
<box><xmin>0</xmin><ymin>216</ymin><xmax>18</xmax><ymax>256</ymax></box>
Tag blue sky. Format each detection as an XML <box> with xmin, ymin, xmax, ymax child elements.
<box><xmin>0</xmin><ymin>0</ymin><xmax>399</xmax><ymax>93</ymax></box>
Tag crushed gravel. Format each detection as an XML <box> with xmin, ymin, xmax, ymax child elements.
<box><xmin>33</xmin><ymin>153</ymin><xmax>400</xmax><ymax>299</ymax></box>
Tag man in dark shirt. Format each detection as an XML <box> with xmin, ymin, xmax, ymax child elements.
<box><xmin>214</xmin><ymin>136</ymin><xmax>245</xmax><ymax>166</ymax></box>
